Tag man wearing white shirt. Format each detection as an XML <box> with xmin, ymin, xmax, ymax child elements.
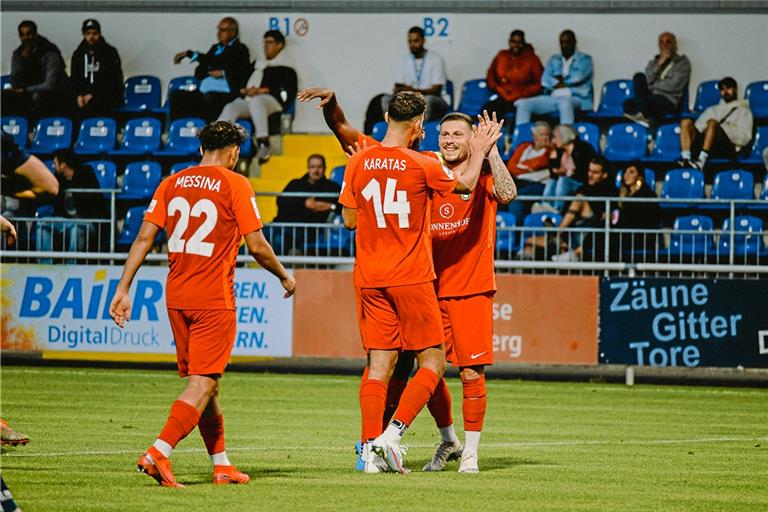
<box><xmin>381</xmin><ymin>27</ymin><xmax>448</xmax><ymax>121</ymax></box>
<box><xmin>218</xmin><ymin>30</ymin><xmax>296</xmax><ymax>163</ymax></box>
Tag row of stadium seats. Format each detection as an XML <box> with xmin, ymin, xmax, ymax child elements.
<box><xmin>495</xmin><ymin>211</ymin><xmax>768</xmax><ymax>258</ymax></box>
<box><xmin>366</xmin><ymin>118</ymin><xmax>768</xmax><ymax>164</ymax></box>
<box><xmin>1</xmin><ymin>116</ymin><xmax>255</xmax><ymax>159</ymax></box>
<box><xmin>456</xmin><ymin>78</ymin><xmax>768</xmax><ymax>123</ymax></box>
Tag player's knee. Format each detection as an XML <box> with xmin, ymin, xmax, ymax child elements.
<box><xmin>460</xmin><ymin>366</ymin><xmax>484</xmax><ymax>382</ymax></box>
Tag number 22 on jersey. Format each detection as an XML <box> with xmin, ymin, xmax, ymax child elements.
<box><xmin>361</xmin><ymin>178</ymin><xmax>411</xmax><ymax>228</ymax></box>
<box><xmin>167</xmin><ymin>197</ymin><xmax>218</xmax><ymax>256</ymax></box>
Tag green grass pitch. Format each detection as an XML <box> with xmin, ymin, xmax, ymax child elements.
<box><xmin>1</xmin><ymin>366</ymin><xmax>766</xmax><ymax>511</ymax></box>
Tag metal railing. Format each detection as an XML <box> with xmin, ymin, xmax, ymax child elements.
<box><xmin>2</xmin><ymin>191</ymin><xmax>766</xmax><ymax>278</ymax></box>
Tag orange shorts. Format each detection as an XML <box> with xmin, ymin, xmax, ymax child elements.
<box><xmin>359</xmin><ymin>282</ymin><xmax>444</xmax><ymax>352</ymax></box>
<box><xmin>167</xmin><ymin>308</ymin><xmax>236</xmax><ymax>377</ymax></box>
<box><xmin>440</xmin><ymin>292</ymin><xmax>495</xmax><ymax>367</ymax></box>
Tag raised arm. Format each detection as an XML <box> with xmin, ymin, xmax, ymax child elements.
<box><xmin>14</xmin><ymin>154</ymin><xmax>60</xmax><ymax>197</ymax></box>
<box><xmin>297</xmin><ymin>88</ymin><xmax>360</xmax><ymax>150</ymax></box>
<box><xmin>454</xmin><ymin>112</ymin><xmax>503</xmax><ymax>194</ymax></box>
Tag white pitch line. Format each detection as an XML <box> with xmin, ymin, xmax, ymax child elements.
<box><xmin>3</xmin><ymin>436</ymin><xmax>765</xmax><ymax>459</ymax></box>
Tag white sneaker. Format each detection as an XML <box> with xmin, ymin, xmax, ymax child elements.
<box><xmin>531</xmin><ymin>202</ymin><xmax>559</xmax><ymax>214</ymax></box>
<box><xmin>362</xmin><ymin>443</ymin><xmax>390</xmax><ymax>474</ymax></box>
<box><xmin>551</xmin><ymin>250</ymin><xmax>580</xmax><ymax>262</ymax></box>
<box><xmin>422</xmin><ymin>440</ymin><xmax>463</xmax><ymax>471</ymax></box>
<box><xmin>458</xmin><ymin>452</ymin><xmax>479</xmax><ymax>474</ymax></box>
<box><xmin>371</xmin><ymin>436</ymin><xmax>408</xmax><ymax>474</ymax></box>
<box><xmin>256</xmin><ymin>143</ymin><xmax>271</xmax><ymax>163</ymax></box>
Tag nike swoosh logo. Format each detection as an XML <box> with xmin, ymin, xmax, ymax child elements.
<box><xmin>470</xmin><ymin>352</ymin><xmax>486</xmax><ymax>360</ymax></box>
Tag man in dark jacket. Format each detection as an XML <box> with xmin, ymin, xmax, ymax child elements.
<box><xmin>71</xmin><ymin>18</ymin><xmax>124</xmax><ymax>116</ymax></box>
<box><xmin>2</xmin><ymin>20</ymin><xmax>71</xmax><ymax>119</ymax></box>
<box><xmin>171</xmin><ymin>17</ymin><xmax>251</xmax><ymax>121</ymax></box>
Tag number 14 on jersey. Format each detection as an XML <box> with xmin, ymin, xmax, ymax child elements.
<box><xmin>361</xmin><ymin>178</ymin><xmax>411</xmax><ymax>229</ymax></box>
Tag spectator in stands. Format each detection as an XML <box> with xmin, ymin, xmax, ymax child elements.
<box><xmin>678</xmin><ymin>77</ymin><xmax>753</xmax><ymax>170</ymax></box>
<box><xmin>273</xmin><ymin>154</ymin><xmax>340</xmax><ymax>253</ymax></box>
<box><xmin>505</xmin><ymin>121</ymin><xmax>552</xmax><ymax>221</ymax></box>
<box><xmin>380</xmin><ymin>27</ymin><xmax>448</xmax><ymax>122</ymax></box>
<box><xmin>535</xmin><ymin>124</ymin><xmax>596</xmax><ymax>212</ymax></box>
<box><xmin>623</xmin><ymin>32</ymin><xmax>691</xmax><ymax>129</ymax></box>
<box><xmin>484</xmin><ymin>30</ymin><xmax>543</xmax><ymax>119</ymax></box>
<box><xmin>514</xmin><ymin>30</ymin><xmax>593</xmax><ymax>126</ymax></box>
<box><xmin>218</xmin><ymin>30</ymin><xmax>297</xmax><ymax>164</ymax></box>
<box><xmin>35</xmin><ymin>149</ymin><xmax>109</xmax><ymax>262</ymax></box>
<box><xmin>612</xmin><ymin>164</ymin><xmax>661</xmax><ymax>255</ymax></box>
<box><xmin>2</xmin><ymin>20</ymin><xmax>71</xmax><ymax>119</ymax></box>
<box><xmin>171</xmin><ymin>17</ymin><xmax>251</xmax><ymax>121</ymax></box>
<box><xmin>551</xmin><ymin>155</ymin><xmax>616</xmax><ymax>261</ymax></box>
<box><xmin>70</xmin><ymin>18</ymin><xmax>124</xmax><ymax>117</ymax></box>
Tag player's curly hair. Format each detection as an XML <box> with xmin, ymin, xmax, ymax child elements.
<box><xmin>198</xmin><ymin>121</ymin><xmax>248</xmax><ymax>151</ymax></box>
<box><xmin>387</xmin><ymin>91</ymin><xmax>426</xmax><ymax>122</ymax></box>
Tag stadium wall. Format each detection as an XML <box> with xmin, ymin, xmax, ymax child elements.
<box><xmin>2</xmin><ymin>11</ymin><xmax>766</xmax><ymax>133</ymax></box>
<box><xmin>3</xmin><ymin>265</ymin><xmax>767</xmax><ymax>369</ymax></box>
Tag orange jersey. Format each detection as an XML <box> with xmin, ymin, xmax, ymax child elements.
<box><xmin>431</xmin><ymin>172</ymin><xmax>498</xmax><ymax>298</ymax></box>
<box><xmin>144</xmin><ymin>165</ymin><xmax>263</xmax><ymax>310</ymax></box>
<box><xmin>340</xmin><ymin>144</ymin><xmax>457</xmax><ymax>288</ymax></box>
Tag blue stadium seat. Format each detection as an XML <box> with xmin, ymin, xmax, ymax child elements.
<box><xmin>329</xmin><ymin>165</ymin><xmax>345</xmax><ymax>186</ymax></box>
<box><xmin>442</xmin><ymin>80</ymin><xmax>455</xmax><ymax>110</ymax></box>
<box><xmin>738</xmin><ymin>125</ymin><xmax>768</xmax><ymax>164</ymax></box>
<box><xmin>155</xmin><ymin>75</ymin><xmax>199</xmax><ymax>113</ymax></box>
<box><xmin>457</xmin><ymin>79</ymin><xmax>496</xmax><ymax>117</ymax></box>
<box><xmin>30</xmin><ymin>117</ymin><xmax>73</xmax><ymax>154</ymax></box>
<box><xmin>665</xmin><ymin>215</ymin><xmax>715</xmax><ymax>257</ymax></box>
<box><xmin>371</xmin><ymin>121</ymin><xmax>387</xmax><ymax>142</ymax></box>
<box><xmin>155</xmin><ymin>118</ymin><xmax>205</xmax><ymax>157</ymax></box>
<box><xmin>74</xmin><ymin>117</ymin><xmax>117</xmax><ymax>155</ymax></box>
<box><xmin>42</xmin><ymin>160</ymin><xmax>55</xmax><ymax>173</ymax></box>
<box><xmin>111</xmin><ymin>117</ymin><xmax>163</xmax><ymax>156</ymax></box>
<box><xmin>643</xmin><ymin>123</ymin><xmax>681</xmax><ymax>163</ymax></box>
<box><xmin>718</xmin><ymin>216</ymin><xmax>765</xmax><ymax>258</ymax></box>
<box><xmin>691</xmin><ymin>80</ymin><xmax>720</xmax><ymax>114</ymax></box>
<box><xmin>306</xmin><ymin>214</ymin><xmax>353</xmax><ymax>254</ymax></box>
<box><xmin>495</xmin><ymin>211</ymin><xmax>517</xmax><ymax>256</ymax></box>
<box><xmin>84</xmin><ymin>160</ymin><xmax>117</xmax><ymax>193</ymax></box>
<box><xmin>603</xmin><ymin>123</ymin><xmax>648</xmax><ymax>161</ymax></box>
<box><xmin>748</xmin><ymin>173</ymin><xmax>768</xmax><ymax>211</ymax></box>
<box><xmin>117</xmin><ymin>206</ymin><xmax>148</xmax><ymax>247</ymax></box>
<box><xmin>420</xmin><ymin>121</ymin><xmax>440</xmax><ymax>151</ymax></box>
<box><xmin>574</xmin><ymin>122</ymin><xmax>600</xmax><ymax>152</ymax></box>
<box><xmin>1</xmin><ymin>75</ymin><xmax>11</xmax><ymax>90</ymax></box>
<box><xmin>119</xmin><ymin>161</ymin><xmax>162</xmax><ymax>200</ymax></box>
<box><xmin>235</xmin><ymin>118</ymin><xmax>254</xmax><ymax>158</ymax></box>
<box><xmin>1</xmin><ymin>116</ymin><xmax>28</xmax><ymax>147</ymax></box>
<box><xmin>35</xmin><ymin>204</ymin><xmax>55</xmax><ymax>218</ymax></box>
<box><xmin>701</xmin><ymin>170</ymin><xmax>754</xmax><ymax>210</ymax></box>
<box><xmin>614</xmin><ymin>167</ymin><xmax>656</xmax><ymax>190</ymax></box>
<box><xmin>660</xmin><ymin>168</ymin><xmax>704</xmax><ymax>209</ymax></box>
<box><xmin>169</xmin><ymin>161</ymin><xmax>197</xmax><ymax>175</ymax></box>
<box><xmin>511</xmin><ymin>122</ymin><xmax>534</xmax><ymax>151</ymax></box>
<box><xmin>518</xmin><ymin>212</ymin><xmax>563</xmax><ymax>254</ymax></box>
<box><xmin>589</xmin><ymin>79</ymin><xmax>634</xmax><ymax>119</ymax></box>
<box><xmin>745</xmin><ymin>81</ymin><xmax>768</xmax><ymax>120</ymax></box>
<box><xmin>119</xmin><ymin>75</ymin><xmax>162</xmax><ymax>112</ymax></box>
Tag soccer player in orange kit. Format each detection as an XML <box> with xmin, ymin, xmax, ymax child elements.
<box><xmin>109</xmin><ymin>121</ymin><xmax>295</xmax><ymax>487</ymax></box>
<box><xmin>298</xmin><ymin>88</ymin><xmax>516</xmax><ymax>473</ymax></box>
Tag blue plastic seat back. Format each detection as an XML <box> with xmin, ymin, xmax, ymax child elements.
<box><xmin>669</xmin><ymin>215</ymin><xmax>714</xmax><ymax>253</ymax></box>
<box><xmin>615</xmin><ymin>168</ymin><xmax>656</xmax><ymax>190</ymax></box>
<box><xmin>661</xmin><ymin>168</ymin><xmax>705</xmax><ymax>200</ymax></box>
<box><xmin>519</xmin><ymin>212</ymin><xmax>562</xmax><ymax>249</ymax></box>
<box><xmin>170</xmin><ymin>161</ymin><xmax>197</xmax><ymax>175</ymax></box>
<box><xmin>1</xmin><ymin>116</ymin><xmax>29</xmax><ymax>147</ymax></box>
<box><xmin>595</xmin><ymin>79</ymin><xmax>634</xmax><ymax>116</ymax></box>
<box><xmin>329</xmin><ymin>165</ymin><xmax>345</xmax><ymax>186</ymax></box>
<box><xmin>371</xmin><ymin>121</ymin><xmax>387</xmax><ymax>142</ymax></box>
<box><xmin>745</xmin><ymin>80</ymin><xmax>768</xmax><ymax>118</ymax></box>
<box><xmin>495</xmin><ymin>211</ymin><xmax>517</xmax><ymax>252</ymax></box>
<box><xmin>458</xmin><ymin>79</ymin><xmax>495</xmax><ymax>117</ymax></box>
<box><xmin>711</xmin><ymin>170</ymin><xmax>754</xmax><ymax>201</ymax></box>
<box><xmin>85</xmin><ymin>160</ymin><xmax>117</xmax><ymax>191</ymax></box>
<box><xmin>511</xmin><ymin>122</ymin><xmax>534</xmax><ymax>151</ymax></box>
<box><xmin>442</xmin><ymin>80</ymin><xmax>455</xmax><ymax>110</ymax></box>
<box><xmin>235</xmin><ymin>118</ymin><xmax>254</xmax><ymax>157</ymax></box>
<box><xmin>117</xmin><ymin>117</ymin><xmax>162</xmax><ymax>154</ymax></box>
<box><xmin>164</xmin><ymin>76</ymin><xmax>199</xmax><ymax>107</ymax></box>
<box><xmin>420</xmin><ymin>121</ymin><xmax>440</xmax><ymax>151</ymax></box>
<box><xmin>692</xmin><ymin>80</ymin><xmax>720</xmax><ymax>113</ymax></box>
<box><xmin>1</xmin><ymin>75</ymin><xmax>11</xmax><ymax>90</ymax></box>
<box><xmin>741</xmin><ymin>125</ymin><xmax>768</xmax><ymax>163</ymax></box>
<box><xmin>117</xmin><ymin>206</ymin><xmax>148</xmax><ymax>245</ymax></box>
<box><xmin>604</xmin><ymin>122</ymin><xmax>648</xmax><ymax>160</ymax></box>
<box><xmin>574</xmin><ymin>122</ymin><xmax>600</xmax><ymax>152</ymax></box>
<box><xmin>163</xmin><ymin>118</ymin><xmax>205</xmax><ymax>154</ymax></box>
<box><xmin>120</xmin><ymin>161</ymin><xmax>162</xmax><ymax>200</ymax></box>
<box><xmin>719</xmin><ymin>216</ymin><xmax>763</xmax><ymax>254</ymax></box>
<box><xmin>75</xmin><ymin>117</ymin><xmax>117</xmax><ymax>154</ymax></box>
<box><xmin>31</xmin><ymin>117</ymin><xmax>73</xmax><ymax>153</ymax></box>
<box><xmin>123</xmin><ymin>75</ymin><xmax>162</xmax><ymax>111</ymax></box>
<box><xmin>649</xmin><ymin>123</ymin><xmax>681</xmax><ymax>159</ymax></box>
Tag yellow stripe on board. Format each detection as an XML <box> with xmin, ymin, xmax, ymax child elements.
<box><xmin>41</xmin><ymin>351</ymin><xmax>277</xmax><ymax>364</ymax></box>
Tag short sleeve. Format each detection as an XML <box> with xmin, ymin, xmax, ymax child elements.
<box><xmin>339</xmin><ymin>155</ymin><xmax>358</xmax><ymax>208</ymax></box>
<box><xmin>423</xmin><ymin>155</ymin><xmax>457</xmax><ymax>197</ymax></box>
<box><xmin>231</xmin><ymin>175</ymin><xmax>263</xmax><ymax>235</ymax></box>
<box><xmin>143</xmin><ymin>179</ymin><xmax>168</xmax><ymax>228</ymax></box>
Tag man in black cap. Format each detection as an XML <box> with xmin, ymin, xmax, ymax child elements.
<box><xmin>71</xmin><ymin>18</ymin><xmax>124</xmax><ymax>116</ymax></box>
<box><xmin>1</xmin><ymin>20</ymin><xmax>71</xmax><ymax>119</ymax></box>
<box><xmin>678</xmin><ymin>76</ymin><xmax>753</xmax><ymax>170</ymax></box>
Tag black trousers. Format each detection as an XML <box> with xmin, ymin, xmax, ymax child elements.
<box><xmin>622</xmin><ymin>72</ymin><xmax>677</xmax><ymax>124</ymax></box>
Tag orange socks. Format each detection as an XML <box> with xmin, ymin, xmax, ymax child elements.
<box><xmin>158</xmin><ymin>400</ymin><xmax>201</xmax><ymax>448</ymax></box>
<box><xmin>198</xmin><ymin>414</ymin><xmax>225</xmax><ymax>455</ymax></box>
<box><xmin>392</xmin><ymin>368</ymin><xmax>439</xmax><ymax>427</ymax></box>
<box><xmin>360</xmin><ymin>378</ymin><xmax>387</xmax><ymax>441</ymax></box>
<box><xmin>462</xmin><ymin>376</ymin><xmax>487</xmax><ymax>432</ymax></box>
<box><xmin>383</xmin><ymin>377</ymin><xmax>408</xmax><ymax>428</ymax></box>
<box><xmin>427</xmin><ymin>377</ymin><xmax>453</xmax><ymax>429</ymax></box>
